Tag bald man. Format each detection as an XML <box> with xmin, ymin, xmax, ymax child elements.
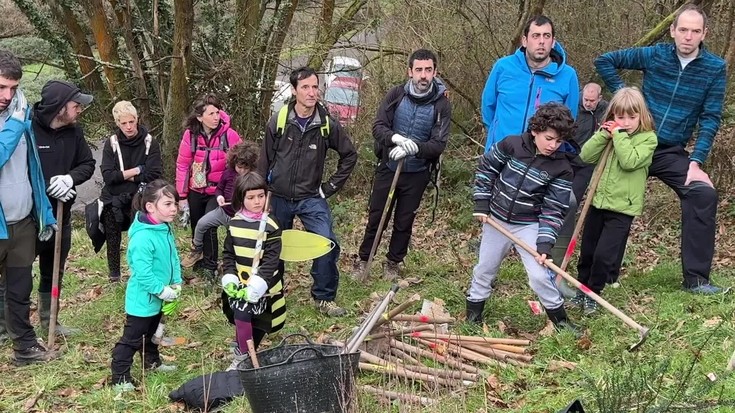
<box><xmin>572</xmin><ymin>82</ymin><xmax>608</xmax><ymax>198</ymax></box>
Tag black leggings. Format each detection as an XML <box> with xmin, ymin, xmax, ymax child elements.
<box><xmin>101</xmin><ymin>206</ymin><xmax>131</xmax><ymax>278</ymax></box>
<box><xmin>188</xmin><ymin>191</ymin><xmax>219</xmax><ymax>270</ymax></box>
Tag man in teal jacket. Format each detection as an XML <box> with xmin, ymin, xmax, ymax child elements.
<box><xmin>481</xmin><ymin>15</ymin><xmax>579</xmax><ymax>152</ymax></box>
<box><xmin>0</xmin><ymin>49</ymin><xmax>58</xmax><ymax>365</ymax></box>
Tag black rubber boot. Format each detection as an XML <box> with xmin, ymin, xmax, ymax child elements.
<box><xmin>0</xmin><ymin>282</ymin><xmax>7</xmax><ymax>345</ymax></box>
<box><xmin>546</xmin><ymin>305</ymin><xmax>582</xmax><ymax>338</ymax></box>
<box><xmin>39</xmin><ymin>291</ymin><xmax>79</xmax><ymax>337</ymax></box>
<box><xmin>465</xmin><ymin>299</ymin><xmax>486</xmax><ymax>324</ymax></box>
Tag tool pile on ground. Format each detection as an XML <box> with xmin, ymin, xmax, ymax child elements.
<box><xmin>328</xmin><ymin>286</ymin><xmax>535</xmax><ymax>407</ymax></box>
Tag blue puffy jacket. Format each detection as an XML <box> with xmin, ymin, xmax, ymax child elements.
<box><xmin>481</xmin><ymin>42</ymin><xmax>580</xmax><ymax>152</ymax></box>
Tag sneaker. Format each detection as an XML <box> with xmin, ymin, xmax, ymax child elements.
<box><xmin>568</xmin><ymin>292</ymin><xmax>586</xmax><ymax>308</ymax></box>
<box><xmin>181</xmin><ymin>248</ymin><xmax>204</xmax><ymax>268</ymax></box>
<box><xmin>683</xmin><ymin>283</ymin><xmax>722</xmax><ymax>295</ymax></box>
<box><xmin>383</xmin><ymin>260</ymin><xmax>401</xmax><ymax>281</ymax></box>
<box><xmin>352</xmin><ymin>258</ymin><xmax>367</xmax><ymax>279</ymax></box>
<box><xmin>54</xmin><ymin>324</ymin><xmax>80</xmax><ymax>337</ymax></box>
<box><xmin>583</xmin><ymin>297</ymin><xmax>599</xmax><ymax>316</ymax></box>
<box><xmin>13</xmin><ymin>343</ymin><xmax>58</xmax><ymax>365</ymax></box>
<box><xmin>112</xmin><ymin>382</ymin><xmax>136</xmax><ymax>393</ymax></box>
<box><xmin>315</xmin><ymin>300</ymin><xmax>346</xmax><ymax>317</ymax></box>
<box><xmin>154</xmin><ymin>363</ymin><xmax>177</xmax><ymax>373</ymax></box>
<box><xmin>226</xmin><ymin>349</ymin><xmax>249</xmax><ymax>371</ymax></box>
<box><xmin>109</xmin><ymin>272</ymin><xmax>121</xmax><ymax>283</ymax></box>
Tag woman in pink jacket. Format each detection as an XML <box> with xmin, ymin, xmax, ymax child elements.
<box><xmin>176</xmin><ymin>94</ymin><xmax>242</xmax><ymax>278</ymax></box>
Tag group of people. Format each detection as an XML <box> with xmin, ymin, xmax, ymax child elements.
<box><xmin>0</xmin><ymin>1</ymin><xmax>726</xmax><ymax>392</ymax></box>
<box><xmin>467</xmin><ymin>4</ymin><xmax>725</xmax><ymax>332</ymax></box>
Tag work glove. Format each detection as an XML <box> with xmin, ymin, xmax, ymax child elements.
<box><xmin>11</xmin><ymin>89</ymin><xmax>27</xmax><ymax>122</ymax></box>
<box><xmin>57</xmin><ymin>188</ymin><xmax>76</xmax><ymax>203</ymax></box>
<box><xmin>162</xmin><ymin>300</ymin><xmax>180</xmax><ymax>316</ymax></box>
<box><xmin>389</xmin><ymin>146</ymin><xmax>407</xmax><ymax>161</ymax></box>
<box><xmin>392</xmin><ymin>134</ymin><xmax>419</xmax><ymax>156</ymax></box>
<box><xmin>47</xmin><ymin>175</ymin><xmax>74</xmax><ymax>198</ymax></box>
<box><xmin>157</xmin><ymin>285</ymin><xmax>180</xmax><ymax>302</ymax></box>
<box><xmin>242</xmin><ymin>274</ymin><xmax>268</xmax><ymax>303</ymax></box>
<box><xmin>38</xmin><ymin>224</ymin><xmax>58</xmax><ymax>242</ymax></box>
<box><xmin>178</xmin><ymin>202</ymin><xmax>190</xmax><ymax>228</ymax></box>
<box><xmin>222</xmin><ymin>273</ymin><xmax>241</xmax><ymax>298</ymax></box>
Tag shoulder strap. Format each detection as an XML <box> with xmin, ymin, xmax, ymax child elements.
<box><xmin>276</xmin><ymin>105</ymin><xmax>289</xmax><ymax>138</ymax></box>
<box><xmin>145</xmin><ymin>134</ymin><xmax>152</xmax><ymax>156</ymax></box>
<box><xmin>110</xmin><ymin>135</ymin><xmax>124</xmax><ymax>172</ymax></box>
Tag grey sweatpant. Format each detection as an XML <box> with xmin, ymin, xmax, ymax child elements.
<box><xmin>467</xmin><ymin>219</ymin><xmax>563</xmax><ymax>310</ymax></box>
<box><xmin>193</xmin><ymin>207</ymin><xmax>231</xmax><ymax>249</ymax></box>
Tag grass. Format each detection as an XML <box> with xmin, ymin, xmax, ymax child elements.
<box><xmin>0</xmin><ymin>176</ymin><xmax>734</xmax><ymax>412</ymax></box>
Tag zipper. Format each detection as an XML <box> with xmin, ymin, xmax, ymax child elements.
<box><xmin>658</xmin><ymin>68</ymin><xmax>683</xmax><ymax>133</ymax></box>
<box><xmin>507</xmin><ymin>154</ymin><xmax>537</xmax><ymax>220</ymax></box>
<box><xmin>521</xmin><ymin>75</ymin><xmax>536</xmax><ymax>132</ymax></box>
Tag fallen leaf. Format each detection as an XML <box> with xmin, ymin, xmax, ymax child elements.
<box><xmin>161</xmin><ymin>354</ymin><xmax>177</xmax><ymax>362</ymax></box>
<box><xmin>56</xmin><ymin>388</ymin><xmax>78</xmax><ymax>398</ymax></box>
<box><xmin>496</xmin><ymin>320</ymin><xmax>507</xmax><ymax>334</ymax></box>
<box><xmin>184</xmin><ymin>341</ymin><xmax>202</xmax><ymax>348</ymax></box>
<box><xmin>186</xmin><ymin>363</ymin><xmax>201</xmax><ymax>371</ymax></box>
<box><xmin>706</xmin><ymin>372</ymin><xmax>717</xmax><ymax>382</ymax></box>
<box><xmin>85</xmin><ymin>285</ymin><xmax>104</xmax><ymax>300</ymax></box>
<box><xmin>486</xmin><ymin>394</ymin><xmax>509</xmax><ymax>408</ymax></box>
<box><xmin>92</xmin><ymin>377</ymin><xmax>107</xmax><ymax>390</ymax></box>
<box><xmin>548</xmin><ymin>360</ymin><xmax>577</xmax><ymax>371</ymax></box>
<box><xmin>538</xmin><ymin>321</ymin><xmax>556</xmax><ymax>337</ymax></box>
<box><xmin>703</xmin><ymin>317</ymin><xmax>722</xmax><ymax>328</ymax></box>
<box><xmin>485</xmin><ymin>374</ymin><xmax>501</xmax><ymax>391</ymax></box>
<box><xmin>577</xmin><ymin>336</ymin><xmax>592</xmax><ymax>350</ymax></box>
<box><xmin>24</xmin><ymin>388</ymin><xmax>44</xmax><ymax>411</ymax></box>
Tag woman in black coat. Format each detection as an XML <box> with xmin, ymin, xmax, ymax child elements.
<box><xmin>100</xmin><ymin>101</ymin><xmax>163</xmax><ymax>282</ymax></box>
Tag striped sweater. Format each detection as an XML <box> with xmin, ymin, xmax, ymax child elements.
<box><xmin>222</xmin><ymin>213</ymin><xmax>285</xmax><ymax>333</ymax></box>
<box><xmin>473</xmin><ymin>133</ymin><xmax>574</xmax><ymax>254</ymax></box>
<box><xmin>595</xmin><ymin>43</ymin><xmax>726</xmax><ymax>164</ymax></box>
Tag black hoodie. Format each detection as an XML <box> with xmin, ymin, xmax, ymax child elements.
<box><xmin>100</xmin><ymin>125</ymin><xmax>163</xmax><ymax>204</ymax></box>
<box><xmin>31</xmin><ymin>80</ymin><xmax>95</xmax><ymax>217</ymax></box>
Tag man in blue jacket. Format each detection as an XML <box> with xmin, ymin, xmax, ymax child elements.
<box><xmin>595</xmin><ymin>4</ymin><xmax>726</xmax><ymax>294</ymax></box>
<box><xmin>0</xmin><ymin>50</ymin><xmax>58</xmax><ymax>364</ymax></box>
<box><xmin>481</xmin><ymin>15</ymin><xmax>579</xmax><ymax>152</ymax></box>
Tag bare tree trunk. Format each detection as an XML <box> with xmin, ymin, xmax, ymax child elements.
<box><xmin>507</xmin><ymin>0</ymin><xmax>545</xmax><ymax>54</ymax></box>
<box><xmin>725</xmin><ymin>5</ymin><xmax>735</xmax><ymax>102</ymax></box>
<box><xmin>46</xmin><ymin>0</ymin><xmax>105</xmax><ymax>92</ymax></box>
<box><xmin>632</xmin><ymin>0</ymin><xmax>713</xmax><ymax>46</ymax></box>
<box><xmin>82</xmin><ymin>0</ymin><xmax>126</xmax><ymax>97</ymax></box>
<box><xmin>306</xmin><ymin>0</ymin><xmax>369</xmax><ymax>70</ymax></box>
<box><xmin>259</xmin><ymin>0</ymin><xmax>299</xmax><ymax>122</ymax></box>
<box><xmin>161</xmin><ymin>0</ymin><xmax>193</xmax><ymax>180</ymax></box>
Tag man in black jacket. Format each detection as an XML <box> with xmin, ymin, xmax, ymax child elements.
<box><xmin>32</xmin><ymin>80</ymin><xmax>95</xmax><ymax>335</ymax></box>
<box><xmin>354</xmin><ymin>49</ymin><xmax>451</xmax><ymax>281</ymax></box>
<box><xmin>257</xmin><ymin>67</ymin><xmax>357</xmax><ymax>317</ymax></box>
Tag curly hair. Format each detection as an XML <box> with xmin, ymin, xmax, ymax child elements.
<box><xmin>226</xmin><ymin>141</ymin><xmax>259</xmax><ymax>170</ymax></box>
<box><xmin>527</xmin><ymin>102</ymin><xmax>576</xmax><ymax>140</ymax></box>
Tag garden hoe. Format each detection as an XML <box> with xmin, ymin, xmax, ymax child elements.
<box><xmin>47</xmin><ymin>199</ymin><xmax>64</xmax><ymax>349</ymax></box>
<box><xmin>555</xmin><ymin>141</ymin><xmax>614</xmax><ymax>299</ymax></box>
<box><xmin>484</xmin><ymin>217</ymin><xmax>650</xmax><ymax>351</ymax></box>
<box><xmin>360</xmin><ymin>159</ymin><xmax>404</xmax><ymax>282</ymax></box>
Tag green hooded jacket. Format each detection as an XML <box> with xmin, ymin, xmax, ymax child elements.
<box><xmin>580</xmin><ymin>129</ymin><xmax>658</xmax><ymax>217</ymax></box>
<box><xmin>125</xmin><ymin>212</ymin><xmax>182</xmax><ymax>317</ymax></box>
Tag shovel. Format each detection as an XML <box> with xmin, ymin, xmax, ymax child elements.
<box><xmin>484</xmin><ymin>216</ymin><xmax>649</xmax><ymax>351</ymax></box>
<box><xmin>47</xmin><ymin>199</ymin><xmax>64</xmax><ymax>348</ymax></box>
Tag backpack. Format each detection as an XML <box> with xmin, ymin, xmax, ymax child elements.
<box><xmin>266</xmin><ymin>105</ymin><xmax>330</xmax><ymax>182</ymax></box>
<box><xmin>189</xmin><ymin>129</ymin><xmax>231</xmax><ymax>188</ymax></box>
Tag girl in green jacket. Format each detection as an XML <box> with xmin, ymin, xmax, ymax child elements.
<box><xmin>111</xmin><ymin>179</ymin><xmax>183</xmax><ymax>391</ymax></box>
<box><xmin>572</xmin><ymin>87</ymin><xmax>657</xmax><ymax>314</ymax></box>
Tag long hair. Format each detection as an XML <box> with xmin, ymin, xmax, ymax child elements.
<box><xmin>132</xmin><ymin>179</ymin><xmax>179</xmax><ymax>213</ymax></box>
<box><xmin>231</xmin><ymin>172</ymin><xmax>268</xmax><ymax>212</ymax></box>
<box><xmin>602</xmin><ymin>87</ymin><xmax>655</xmax><ymax>133</ymax></box>
<box><xmin>182</xmin><ymin>93</ymin><xmax>222</xmax><ymax>138</ymax></box>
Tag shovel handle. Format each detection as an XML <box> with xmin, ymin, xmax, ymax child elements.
<box><xmin>48</xmin><ymin>199</ymin><xmax>65</xmax><ymax>348</ymax></box>
<box><xmin>484</xmin><ymin>217</ymin><xmax>649</xmax><ymax>337</ymax></box>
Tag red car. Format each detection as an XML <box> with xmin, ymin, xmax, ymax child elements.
<box><xmin>324</xmin><ymin>77</ymin><xmax>361</xmax><ymax>125</ymax></box>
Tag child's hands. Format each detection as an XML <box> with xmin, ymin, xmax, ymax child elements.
<box><xmin>217</xmin><ymin>195</ymin><xmax>226</xmax><ymax>206</ymax></box>
<box><xmin>162</xmin><ymin>300</ymin><xmax>179</xmax><ymax>316</ymax></box>
<box><xmin>601</xmin><ymin>121</ymin><xmax>621</xmax><ymax>137</ymax></box>
<box><xmin>222</xmin><ymin>273</ymin><xmax>241</xmax><ymax>297</ymax></box>
<box><xmin>157</xmin><ymin>286</ymin><xmax>180</xmax><ymax>302</ymax></box>
<box><xmin>535</xmin><ymin>253</ymin><xmax>550</xmax><ymax>265</ymax></box>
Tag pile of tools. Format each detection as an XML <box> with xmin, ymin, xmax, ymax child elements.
<box><xmin>336</xmin><ymin>287</ymin><xmax>534</xmax><ymax>407</ymax></box>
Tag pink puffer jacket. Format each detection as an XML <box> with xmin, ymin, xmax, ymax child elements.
<box><xmin>175</xmin><ymin>111</ymin><xmax>242</xmax><ymax>197</ymax></box>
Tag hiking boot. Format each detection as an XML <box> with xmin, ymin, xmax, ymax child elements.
<box><xmin>383</xmin><ymin>260</ymin><xmax>401</xmax><ymax>281</ymax></box>
<box><xmin>13</xmin><ymin>343</ymin><xmax>58</xmax><ymax>365</ymax></box>
<box><xmin>352</xmin><ymin>258</ymin><xmax>367</xmax><ymax>279</ymax></box>
<box><xmin>583</xmin><ymin>297</ymin><xmax>599</xmax><ymax>316</ymax></box>
<box><xmin>112</xmin><ymin>382</ymin><xmax>136</xmax><ymax>393</ymax></box>
<box><xmin>315</xmin><ymin>300</ymin><xmax>346</xmax><ymax>317</ymax></box>
<box><xmin>465</xmin><ymin>299</ymin><xmax>486</xmax><ymax>324</ymax></box>
<box><xmin>683</xmin><ymin>283</ymin><xmax>722</xmax><ymax>295</ymax></box>
<box><xmin>108</xmin><ymin>272</ymin><xmax>121</xmax><ymax>283</ymax></box>
<box><xmin>181</xmin><ymin>247</ymin><xmax>204</xmax><ymax>268</ymax></box>
<box><xmin>546</xmin><ymin>305</ymin><xmax>583</xmax><ymax>338</ymax></box>
<box><xmin>0</xmin><ymin>287</ymin><xmax>8</xmax><ymax>345</ymax></box>
<box><xmin>568</xmin><ymin>292</ymin><xmax>586</xmax><ymax>308</ymax></box>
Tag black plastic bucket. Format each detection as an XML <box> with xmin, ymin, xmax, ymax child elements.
<box><xmin>238</xmin><ymin>334</ymin><xmax>360</xmax><ymax>413</ymax></box>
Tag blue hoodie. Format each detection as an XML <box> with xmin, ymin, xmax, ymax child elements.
<box><xmin>481</xmin><ymin>42</ymin><xmax>580</xmax><ymax>152</ymax></box>
<box><xmin>125</xmin><ymin>212</ymin><xmax>182</xmax><ymax>317</ymax></box>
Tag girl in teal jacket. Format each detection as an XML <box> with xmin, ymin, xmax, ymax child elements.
<box><xmin>111</xmin><ymin>179</ymin><xmax>183</xmax><ymax>391</ymax></box>
<box><xmin>572</xmin><ymin>87</ymin><xmax>657</xmax><ymax>314</ymax></box>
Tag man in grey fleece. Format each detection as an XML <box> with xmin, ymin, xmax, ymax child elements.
<box><xmin>0</xmin><ymin>50</ymin><xmax>58</xmax><ymax>365</ymax></box>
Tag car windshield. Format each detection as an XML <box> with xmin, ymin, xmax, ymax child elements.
<box><xmin>325</xmin><ymin>87</ymin><xmax>359</xmax><ymax>106</ymax></box>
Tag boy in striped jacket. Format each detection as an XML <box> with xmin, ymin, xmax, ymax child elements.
<box><xmin>466</xmin><ymin>103</ymin><xmax>580</xmax><ymax>335</ymax></box>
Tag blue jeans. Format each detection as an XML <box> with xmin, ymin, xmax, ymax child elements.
<box><xmin>270</xmin><ymin>196</ymin><xmax>340</xmax><ymax>301</ymax></box>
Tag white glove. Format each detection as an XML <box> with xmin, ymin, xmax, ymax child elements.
<box><xmin>391</xmin><ymin>134</ymin><xmax>408</xmax><ymax>146</ymax></box>
<box><xmin>389</xmin><ymin>146</ymin><xmax>407</xmax><ymax>161</ymax></box>
<box><xmin>178</xmin><ymin>202</ymin><xmax>190</xmax><ymax>228</ymax></box>
<box><xmin>221</xmin><ymin>273</ymin><xmax>240</xmax><ymax>290</ymax></box>
<box><xmin>157</xmin><ymin>286</ymin><xmax>180</xmax><ymax>302</ymax></box>
<box><xmin>11</xmin><ymin>89</ymin><xmax>27</xmax><ymax>122</ymax></box>
<box><xmin>400</xmin><ymin>140</ymin><xmax>419</xmax><ymax>155</ymax></box>
<box><xmin>47</xmin><ymin>175</ymin><xmax>73</xmax><ymax>198</ymax></box>
<box><xmin>38</xmin><ymin>224</ymin><xmax>58</xmax><ymax>242</ymax></box>
<box><xmin>56</xmin><ymin>188</ymin><xmax>76</xmax><ymax>202</ymax></box>
<box><xmin>244</xmin><ymin>274</ymin><xmax>268</xmax><ymax>303</ymax></box>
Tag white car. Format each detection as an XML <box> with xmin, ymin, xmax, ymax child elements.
<box><xmin>270</xmin><ymin>80</ymin><xmax>293</xmax><ymax>115</ymax></box>
<box><xmin>325</xmin><ymin>56</ymin><xmax>362</xmax><ymax>89</ymax></box>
